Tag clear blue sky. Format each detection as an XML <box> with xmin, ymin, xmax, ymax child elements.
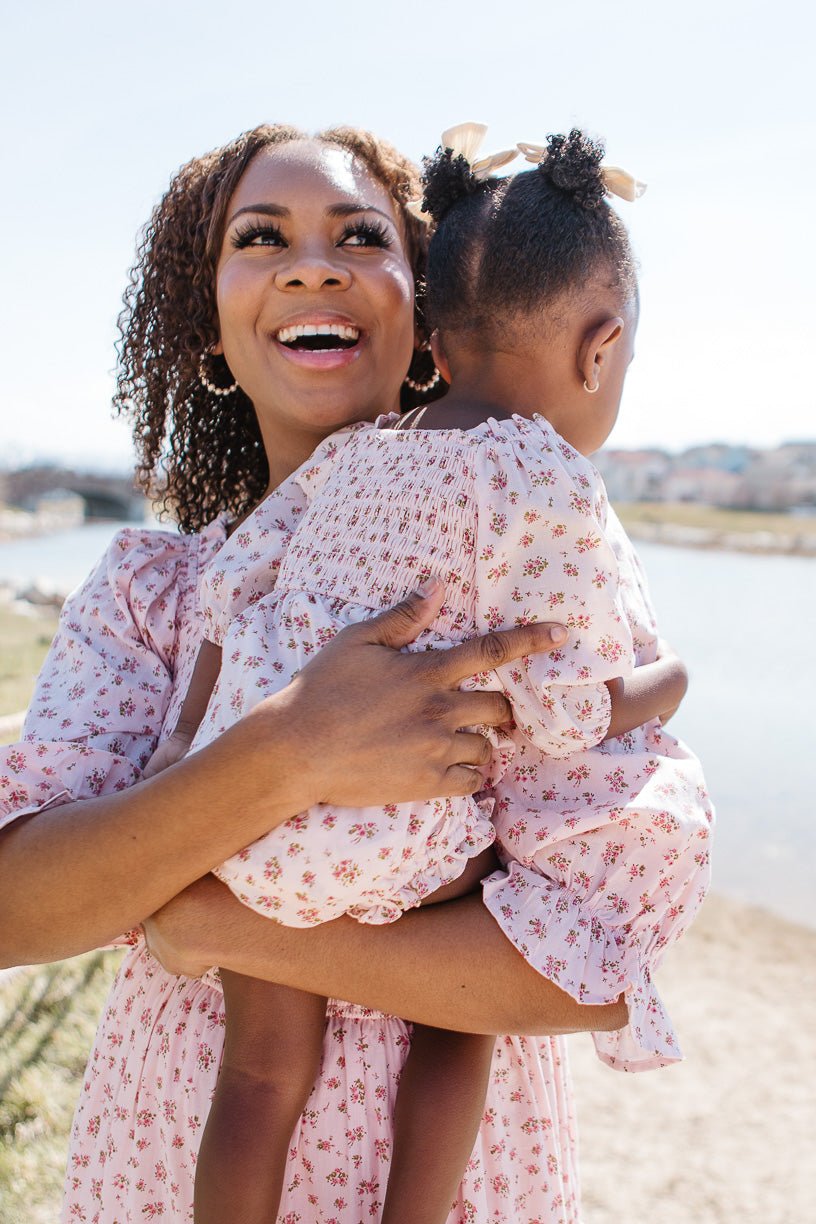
<box><xmin>1</xmin><ymin>0</ymin><xmax>813</xmax><ymax>469</ymax></box>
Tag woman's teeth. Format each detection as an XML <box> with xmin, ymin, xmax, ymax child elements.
<box><xmin>276</xmin><ymin>323</ymin><xmax>360</xmax><ymax>350</ymax></box>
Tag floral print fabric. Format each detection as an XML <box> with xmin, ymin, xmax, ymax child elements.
<box><xmin>202</xmin><ymin>414</ymin><xmax>712</xmax><ymax>1072</ymax></box>
<box><xmin>2</xmin><ymin>469</ymin><xmax>581</xmax><ymax>1221</ymax></box>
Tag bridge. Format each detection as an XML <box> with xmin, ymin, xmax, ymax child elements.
<box><xmin>0</xmin><ymin>466</ymin><xmax>149</xmax><ymax>521</ymax></box>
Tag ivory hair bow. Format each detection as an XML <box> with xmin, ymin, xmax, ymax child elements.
<box><xmin>516</xmin><ymin>141</ymin><xmax>647</xmax><ymax>202</ymax></box>
<box><xmin>406</xmin><ymin>122</ymin><xmax>518</xmax><ymax>217</ymax></box>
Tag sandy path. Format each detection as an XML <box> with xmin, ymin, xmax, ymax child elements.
<box><xmin>568</xmin><ymin>894</ymin><xmax>816</xmax><ymax>1223</ymax></box>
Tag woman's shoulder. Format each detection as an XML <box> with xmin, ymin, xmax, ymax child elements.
<box><xmin>60</xmin><ymin>517</ymin><xmax>228</xmax><ymax>668</ymax></box>
<box><xmin>96</xmin><ymin>516</ymin><xmax>227</xmax><ymax>602</ymax></box>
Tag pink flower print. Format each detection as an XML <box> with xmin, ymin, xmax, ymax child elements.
<box><xmin>569</xmin><ymin>492</ymin><xmax>591</xmax><ymax>516</ymax></box>
<box><xmin>551</xmin><ymin>522</ymin><xmax>567</xmax><ymax>538</ymax></box>
<box><xmin>566</xmin><ymin>763</ymin><xmax>590</xmax><ymax>786</ymax></box>
<box><xmin>575</xmin><ymin>533</ymin><xmax>601</xmax><ymax>553</ymax></box>
<box><xmin>332</xmin><ymin>859</ymin><xmax>362</xmax><ymax>887</ymax></box>
<box><xmin>510</xmin><ymin>585</ymin><xmax>523</xmax><ymax>603</ymax></box>
<box><xmin>522</xmin><ymin>556</ymin><xmax>549</xmax><ymax>579</ymax></box>
<box><xmin>523</xmin><ymin>508</ymin><xmax>541</xmax><ymax>522</ymax></box>
<box><xmin>349</xmin><ymin>822</ymin><xmax>378</xmax><ymax>842</ymax></box>
<box><xmin>597</xmin><ymin>634</ymin><xmax>624</xmax><ymax>663</ymax></box>
<box><xmin>490</xmin><ymin>511</ymin><xmax>508</xmax><ymax>535</ymax></box>
<box><xmin>604</xmin><ymin>766</ymin><xmax>627</xmax><ymax>794</ymax></box>
<box><xmin>519</xmin><ymin>532</ymin><xmax>534</xmax><ymax>547</ymax></box>
<box><xmin>486</xmin><ymin>561</ymin><xmax>511</xmax><ymax>584</ymax></box>
<box><xmin>653</xmin><ymin>810</ymin><xmax>681</xmax><ymax>835</ymax></box>
<box><xmin>484</xmin><ymin>605</ymin><xmax>503</xmax><ymax>631</ymax></box>
<box><xmin>601</xmin><ymin>841</ymin><xmax>625</xmax><ymax>866</ymax></box>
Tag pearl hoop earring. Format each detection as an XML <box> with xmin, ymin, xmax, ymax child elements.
<box><xmin>198</xmin><ymin>351</ymin><xmax>239</xmax><ymax>397</ymax></box>
<box><xmin>404</xmin><ymin>368</ymin><xmax>442</xmax><ymax>394</ymax></box>
<box><xmin>583</xmin><ymin>379</ymin><xmax>600</xmax><ymax>394</ymax></box>
<box><xmin>404</xmin><ymin>338</ymin><xmax>441</xmax><ymax>394</ymax></box>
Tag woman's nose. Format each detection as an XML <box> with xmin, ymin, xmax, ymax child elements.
<box><xmin>274</xmin><ymin>247</ymin><xmax>352</xmax><ymax>292</ymax></box>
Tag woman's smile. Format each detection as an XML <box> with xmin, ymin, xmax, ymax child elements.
<box><xmin>270</xmin><ymin>312</ymin><xmax>364</xmax><ymax>370</ymax></box>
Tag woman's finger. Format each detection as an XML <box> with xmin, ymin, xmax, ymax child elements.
<box><xmin>445</xmin><ymin>689</ymin><xmax>513</xmax><ymax>728</ymax></box>
<box><xmin>442</xmin><ymin>764</ymin><xmax>485</xmax><ymax>796</ymax></box>
<box><xmin>432</xmin><ymin>622</ymin><xmax>568</xmax><ymax>685</ymax></box>
<box><xmin>449</xmin><ymin>731</ymin><xmax>493</xmax><ymax>768</ymax></box>
<box><xmin>357</xmin><ymin>578</ymin><xmax>446</xmax><ymax>649</ymax></box>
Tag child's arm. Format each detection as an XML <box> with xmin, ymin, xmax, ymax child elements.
<box><xmin>142</xmin><ymin>639</ymin><xmax>223</xmax><ymax>777</ymax></box>
<box><xmin>603</xmin><ymin>646</ymin><xmax>688</xmax><ymax>740</ymax></box>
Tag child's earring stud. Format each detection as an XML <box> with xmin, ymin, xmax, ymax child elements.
<box><xmin>583</xmin><ymin>379</ymin><xmax>600</xmax><ymax>394</ymax></box>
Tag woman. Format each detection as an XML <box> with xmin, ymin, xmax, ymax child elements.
<box><xmin>0</xmin><ymin>124</ymin><xmax>626</xmax><ymax>1222</ymax></box>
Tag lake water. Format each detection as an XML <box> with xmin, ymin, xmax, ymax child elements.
<box><xmin>0</xmin><ymin>523</ymin><xmax>813</xmax><ymax>929</ymax></box>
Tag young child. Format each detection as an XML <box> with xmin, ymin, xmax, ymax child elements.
<box><xmin>150</xmin><ymin>126</ymin><xmax>712</xmax><ymax>1223</ymax></box>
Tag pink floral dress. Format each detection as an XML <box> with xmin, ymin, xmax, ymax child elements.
<box><xmin>198</xmin><ymin>414</ymin><xmax>712</xmax><ymax>1073</ymax></box>
<box><xmin>1</xmin><ymin>450</ymin><xmax>581</xmax><ymax>1222</ymax></box>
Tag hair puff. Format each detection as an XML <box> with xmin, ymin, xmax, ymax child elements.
<box><xmin>420</xmin><ymin>147</ymin><xmax>482</xmax><ymax>223</ymax></box>
<box><xmin>538</xmin><ymin>129</ymin><xmax>607</xmax><ymax>211</ymax></box>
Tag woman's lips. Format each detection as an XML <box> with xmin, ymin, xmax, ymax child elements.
<box><xmin>271</xmin><ymin>335</ymin><xmax>365</xmax><ymax>371</ymax></box>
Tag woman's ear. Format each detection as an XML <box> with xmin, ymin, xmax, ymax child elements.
<box><xmin>429</xmin><ymin>330</ymin><xmax>452</xmax><ymax>384</ymax></box>
<box><xmin>578</xmin><ymin>316</ymin><xmax>624</xmax><ymax>391</ymax></box>
<box><xmin>210</xmin><ymin>337</ymin><xmax>225</xmax><ymax>356</ymax></box>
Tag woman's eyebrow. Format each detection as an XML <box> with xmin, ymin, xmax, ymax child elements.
<box><xmin>226</xmin><ymin>201</ymin><xmax>394</xmax><ymax>227</ymax></box>
<box><xmin>327</xmin><ymin>202</ymin><xmax>394</xmax><ymax>223</ymax></box>
<box><xmin>227</xmin><ymin>203</ymin><xmax>288</xmax><ymax>225</ymax></box>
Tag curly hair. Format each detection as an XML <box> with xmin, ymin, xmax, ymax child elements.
<box><xmin>114</xmin><ymin>124</ymin><xmax>434</xmax><ymax>533</ymax></box>
<box><xmin>423</xmin><ymin>128</ymin><xmax>637</xmax><ymax>345</ymax></box>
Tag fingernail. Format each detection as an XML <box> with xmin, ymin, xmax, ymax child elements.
<box><xmin>416</xmin><ymin>577</ymin><xmax>441</xmax><ymax>598</ymax></box>
<box><xmin>550</xmin><ymin>625</ymin><xmax>568</xmax><ymax>644</ymax></box>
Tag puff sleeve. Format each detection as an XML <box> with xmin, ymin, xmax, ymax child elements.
<box><xmin>472</xmin><ymin>419</ymin><xmax>633</xmax><ymax>757</ymax></box>
<box><xmin>0</xmin><ymin>524</ymin><xmax>218</xmax><ymax>835</ymax></box>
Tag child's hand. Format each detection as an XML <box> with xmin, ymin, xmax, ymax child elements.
<box><xmin>143</xmin><ymin>729</ymin><xmax>195</xmax><ymax>778</ymax></box>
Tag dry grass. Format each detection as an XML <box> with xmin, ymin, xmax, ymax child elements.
<box><xmin>0</xmin><ymin>954</ymin><xmax>121</xmax><ymax>1223</ymax></box>
<box><xmin>0</xmin><ymin>607</ymin><xmax>59</xmax><ymax>741</ymax></box>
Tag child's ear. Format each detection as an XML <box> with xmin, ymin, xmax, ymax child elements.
<box><xmin>429</xmin><ymin>330</ymin><xmax>451</xmax><ymax>384</ymax></box>
<box><xmin>578</xmin><ymin>316</ymin><xmax>624</xmax><ymax>391</ymax></box>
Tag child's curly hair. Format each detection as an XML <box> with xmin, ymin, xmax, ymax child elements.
<box><xmin>422</xmin><ymin>128</ymin><xmax>637</xmax><ymax>345</ymax></box>
<box><xmin>114</xmin><ymin>124</ymin><xmax>433</xmax><ymax>533</ymax></box>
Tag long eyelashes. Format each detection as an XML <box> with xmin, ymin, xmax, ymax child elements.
<box><xmin>231</xmin><ymin>221</ymin><xmax>285</xmax><ymax>250</ymax></box>
<box><xmin>339</xmin><ymin>219</ymin><xmax>393</xmax><ymax>248</ymax></box>
<box><xmin>230</xmin><ymin>218</ymin><xmax>393</xmax><ymax>251</ymax></box>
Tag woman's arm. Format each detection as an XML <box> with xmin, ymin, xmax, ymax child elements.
<box><xmin>144</xmin><ymin>874</ymin><xmax>627</xmax><ymax>1037</ymax></box>
<box><xmin>0</xmin><ymin>583</ymin><xmax>568</xmax><ymax>966</ymax></box>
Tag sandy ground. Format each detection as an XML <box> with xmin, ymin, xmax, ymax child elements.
<box><xmin>567</xmin><ymin>894</ymin><xmax>816</xmax><ymax>1223</ymax></box>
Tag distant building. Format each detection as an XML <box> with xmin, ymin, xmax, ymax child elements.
<box><xmin>595</xmin><ymin>441</ymin><xmax>816</xmax><ymax>511</ymax></box>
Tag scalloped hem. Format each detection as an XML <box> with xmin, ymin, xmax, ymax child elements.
<box><xmin>483</xmin><ymin>861</ymin><xmax>682</xmax><ymax>1072</ymax></box>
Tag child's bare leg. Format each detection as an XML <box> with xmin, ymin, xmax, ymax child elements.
<box><xmin>381</xmin><ymin>1024</ymin><xmax>495</xmax><ymax>1224</ymax></box>
<box><xmin>194</xmin><ymin>970</ymin><xmax>326</xmax><ymax>1224</ymax></box>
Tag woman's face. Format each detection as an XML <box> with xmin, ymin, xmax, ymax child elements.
<box><xmin>215</xmin><ymin>140</ymin><xmax>416</xmax><ymax>486</ymax></box>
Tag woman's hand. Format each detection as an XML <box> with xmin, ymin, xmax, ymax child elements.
<box><xmin>142</xmin><ymin>875</ymin><xmax>224</xmax><ymax>979</ymax></box>
<box><xmin>259</xmin><ymin>576</ymin><xmax>568</xmax><ymax>808</ymax></box>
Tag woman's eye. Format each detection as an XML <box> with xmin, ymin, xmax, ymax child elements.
<box><xmin>231</xmin><ymin>223</ymin><xmax>286</xmax><ymax>250</ymax></box>
<box><xmin>340</xmin><ymin>221</ymin><xmax>392</xmax><ymax>249</ymax></box>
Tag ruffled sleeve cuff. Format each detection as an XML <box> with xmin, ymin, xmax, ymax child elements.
<box><xmin>483</xmin><ymin>861</ymin><xmax>682</xmax><ymax>1072</ymax></box>
<box><xmin>0</xmin><ymin>739</ymin><xmax>143</xmax><ymax>835</ymax></box>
